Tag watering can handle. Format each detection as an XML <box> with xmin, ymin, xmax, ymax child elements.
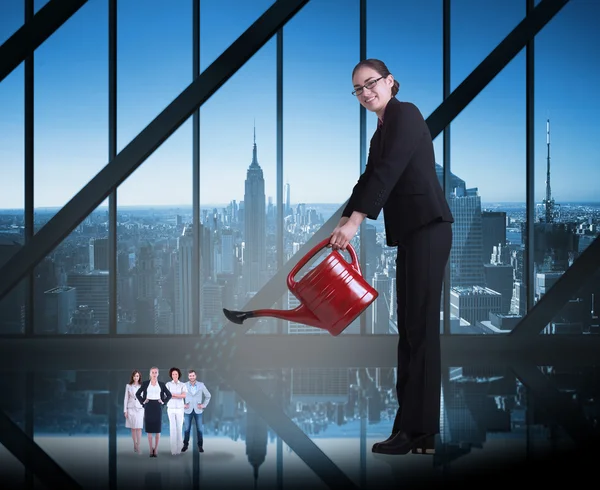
<box><xmin>287</xmin><ymin>238</ymin><xmax>362</xmax><ymax>291</ymax></box>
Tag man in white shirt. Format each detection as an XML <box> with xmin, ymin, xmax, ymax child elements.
<box><xmin>182</xmin><ymin>369</ymin><xmax>211</xmax><ymax>453</ymax></box>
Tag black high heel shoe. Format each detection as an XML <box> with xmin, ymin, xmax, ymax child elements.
<box><xmin>372</xmin><ymin>431</ymin><xmax>398</xmax><ymax>451</ymax></box>
<box><xmin>411</xmin><ymin>434</ymin><xmax>435</xmax><ymax>455</ymax></box>
<box><xmin>373</xmin><ymin>409</ymin><xmax>402</xmax><ymax>451</ymax></box>
<box><xmin>372</xmin><ymin>432</ymin><xmax>434</xmax><ymax>455</ymax></box>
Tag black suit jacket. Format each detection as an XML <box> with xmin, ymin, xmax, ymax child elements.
<box><xmin>343</xmin><ymin>97</ymin><xmax>454</xmax><ymax>247</ymax></box>
<box><xmin>135</xmin><ymin>380</ymin><xmax>172</xmax><ymax>406</ymax></box>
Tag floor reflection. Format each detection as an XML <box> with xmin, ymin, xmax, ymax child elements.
<box><xmin>1</xmin><ymin>365</ymin><xmax>600</xmax><ymax>489</ymax></box>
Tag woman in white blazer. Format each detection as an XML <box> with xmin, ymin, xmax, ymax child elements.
<box><xmin>165</xmin><ymin>367</ymin><xmax>187</xmax><ymax>455</ymax></box>
<box><xmin>123</xmin><ymin>369</ymin><xmax>144</xmax><ymax>453</ymax></box>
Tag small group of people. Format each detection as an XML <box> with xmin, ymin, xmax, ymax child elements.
<box><xmin>123</xmin><ymin>367</ymin><xmax>212</xmax><ymax>457</ymax></box>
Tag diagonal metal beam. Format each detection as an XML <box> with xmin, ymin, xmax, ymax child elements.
<box><xmin>511</xmin><ymin>362</ymin><xmax>594</xmax><ymax>445</ymax></box>
<box><xmin>0</xmin><ymin>0</ymin><xmax>87</xmax><ymax>84</ymax></box>
<box><xmin>510</xmin><ymin>235</ymin><xmax>600</xmax><ymax>338</ymax></box>
<box><xmin>427</xmin><ymin>0</ymin><xmax>569</xmax><ymax>138</ymax></box>
<box><xmin>0</xmin><ymin>0</ymin><xmax>311</xmax><ymax>304</ymax></box>
<box><xmin>0</xmin><ymin>409</ymin><xmax>82</xmax><ymax>489</ymax></box>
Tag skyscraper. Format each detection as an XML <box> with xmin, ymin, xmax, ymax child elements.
<box><xmin>285</xmin><ymin>182</ymin><xmax>291</xmax><ymax>216</ymax></box>
<box><xmin>175</xmin><ymin>226</ymin><xmax>193</xmax><ymax>334</ymax></box>
<box><xmin>89</xmin><ymin>237</ymin><xmax>109</xmax><ymax>271</ymax></box>
<box><xmin>221</xmin><ymin>228</ymin><xmax>234</xmax><ymax>274</ymax></box>
<box><xmin>243</xmin><ymin>125</ymin><xmax>266</xmax><ymax>293</ymax></box>
<box><xmin>481</xmin><ymin>211</ymin><xmax>507</xmax><ymax>263</ymax></box>
<box><xmin>449</xmin><ymin>187</ymin><xmax>485</xmax><ymax>287</ymax></box>
<box><xmin>135</xmin><ymin>244</ymin><xmax>157</xmax><ymax>334</ymax></box>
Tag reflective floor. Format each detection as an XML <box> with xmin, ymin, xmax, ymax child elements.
<box><xmin>2</xmin><ymin>365</ymin><xmax>600</xmax><ymax>489</ymax></box>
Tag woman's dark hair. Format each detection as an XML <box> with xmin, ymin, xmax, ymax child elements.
<box><xmin>169</xmin><ymin>367</ymin><xmax>182</xmax><ymax>380</ymax></box>
<box><xmin>129</xmin><ymin>369</ymin><xmax>142</xmax><ymax>385</ymax></box>
<box><xmin>352</xmin><ymin>58</ymin><xmax>399</xmax><ymax>96</ymax></box>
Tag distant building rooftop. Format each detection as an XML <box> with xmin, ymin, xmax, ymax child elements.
<box><xmin>451</xmin><ymin>285</ymin><xmax>501</xmax><ymax>296</ymax></box>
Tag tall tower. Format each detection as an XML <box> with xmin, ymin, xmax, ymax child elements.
<box><xmin>243</xmin><ymin>123</ymin><xmax>266</xmax><ymax>293</ymax></box>
<box><xmin>285</xmin><ymin>182</ymin><xmax>291</xmax><ymax>216</ymax></box>
<box><xmin>543</xmin><ymin>118</ymin><xmax>555</xmax><ymax>223</ymax></box>
<box><xmin>175</xmin><ymin>226</ymin><xmax>193</xmax><ymax>334</ymax></box>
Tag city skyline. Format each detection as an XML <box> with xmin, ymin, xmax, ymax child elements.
<box><xmin>1</xmin><ymin>0</ymin><xmax>599</xmax><ymax>210</ymax></box>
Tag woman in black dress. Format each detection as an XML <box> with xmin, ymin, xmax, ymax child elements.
<box><xmin>136</xmin><ymin>366</ymin><xmax>172</xmax><ymax>457</ymax></box>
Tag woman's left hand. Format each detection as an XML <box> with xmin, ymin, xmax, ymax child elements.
<box><xmin>330</xmin><ymin>220</ymin><xmax>359</xmax><ymax>250</ymax></box>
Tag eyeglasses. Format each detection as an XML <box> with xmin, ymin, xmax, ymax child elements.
<box><xmin>352</xmin><ymin>76</ymin><xmax>384</xmax><ymax>96</ymax></box>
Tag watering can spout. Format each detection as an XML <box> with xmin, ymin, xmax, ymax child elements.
<box><xmin>223</xmin><ymin>304</ymin><xmax>322</xmax><ymax>329</ymax></box>
<box><xmin>222</xmin><ymin>238</ymin><xmax>378</xmax><ymax>336</ymax></box>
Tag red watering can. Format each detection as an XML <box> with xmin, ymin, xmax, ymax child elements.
<box><xmin>222</xmin><ymin>238</ymin><xmax>378</xmax><ymax>336</ymax></box>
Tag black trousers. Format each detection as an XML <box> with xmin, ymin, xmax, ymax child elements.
<box><xmin>393</xmin><ymin>220</ymin><xmax>452</xmax><ymax>435</ymax></box>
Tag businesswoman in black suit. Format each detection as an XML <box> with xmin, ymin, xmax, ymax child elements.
<box><xmin>330</xmin><ymin>59</ymin><xmax>454</xmax><ymax>455</ymax></box>
<box><xmin>136</xmin><ymin>366</ymin><xmax>172</xmax><ymax>457</ymax></box>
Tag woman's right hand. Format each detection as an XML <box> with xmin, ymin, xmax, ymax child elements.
<box><xmin>328</xmin><ymin>217</ymin><xmax>350</xmax><ymax>247</ymax></box>
<box><xmin>124</xmin><ymin>412</ymin><xmax>127</xmax><ymax>418</ymax></box>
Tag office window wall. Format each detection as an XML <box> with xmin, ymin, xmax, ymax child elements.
<box><xmin>367</xmin><ymin>0</ymin><xmax>443</xmax><ymax>336</ymax></box>
<box><xmin>1</xmin><ymin>0</ymin><xmax>598</xmax><ymax>340</ymax></box>
<box><xmin>0</xmin><ymin>2</ymin><xmax>25</xmax><ymax>335</ymax></box>
<box><xmin>116</xmin><ymin>1</ymin><xmax>193</xmax><ymax>335</ymax></box>
<box><xmin>283</xmin><ymin>0</ymin><xmax>360</xmax><ymax>335</ymax></box>
<box><xmin>199</xmin><ymin>48</ymin><xmax>277</xmax><ymax>334</ymax></box>
<box><xmin>532</xmin><ymin>0</ymin><xmax>600</xmax><ymax>335</ymax></box>
<box><xmin>33</xmin><ymin>0</ymin><xmax>108</xmax><ymax>229</ymax></box>
<box><xmin>30</xmin><ymin>1</ymin><xmax>109</xmax><ymax>336</ymax></box>
<box><xmin>449</xmin><ymin>1</ymin><xmax>526</xmax><ymax>335</ymax></box>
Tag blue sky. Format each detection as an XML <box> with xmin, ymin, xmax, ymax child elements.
<box><xmin>0</xmin><ymin>0</ymin><xmax>598</xmax><ymax>210</ymax></box>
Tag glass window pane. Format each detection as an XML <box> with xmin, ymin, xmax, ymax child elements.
<box><xmin>367</xmin><ymin>0</ymin><xmax>443</xmax><ymax>336</ymax></box>
<box><xmin>0</xmin><ymin>1</ymin><xmax>23</xmax><ymax>45</ymax></box>
<box><xmin>0</xmin><ymin>60</ymin><xmax>25</xmax><ymax>335</ymax></box>
<box><xmin>34</xmin><ymin>206</ymin><xmax>109</xmax><ymax>334</ymax></box>
<box><xmin>116</xmin><ymin>1</ymin><xmax>193</xmax><ymax>335</ymax></box>
<box><xmin>450</xmin><ymin>2</ymin><xmax>525</xmax><ymax>335</ymax></box>
<box><xmin>34</xmin><ymin>1</ymin><xmax>108</xmax><ymax>229</ymax></box>
<box><xmin>200</xmin><ymin>32</ymin><xmax>276</xmax><ymax>333</ymax></box>
<box><xmin>283</xmin><ymin>0</ymin><xmax>360</xmax><ymax>335</ymax></box>
<box><xmin>116</xmin><ymin>0</ymin><xmax>192</xmax><ymax>152</ymax></box>
<box><xmin>200</xmin><ymin>0</ymin><xmax>275</xmax><ymax>71</ymax></box>
<box><xmin>451</xmin><ymin>0</ymin><xmax>524</xmax><ymax>90</ymax></box>
<box><xmin>532</xmin><ymin>0</ymin><xmax>600</xmax><ymax>335</ymax></box>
